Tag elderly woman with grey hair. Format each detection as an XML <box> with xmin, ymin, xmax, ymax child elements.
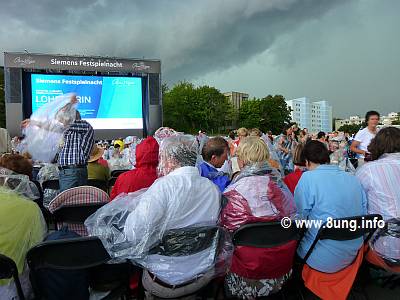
<box><xmin>86</xmin><ymin>135</ymin><xmax>225</xmax><ymax>299</ymax></box>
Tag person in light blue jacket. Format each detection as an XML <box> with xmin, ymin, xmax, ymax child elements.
<box><xmin>198</xmin><ymin>137</ymin><xmax>231</xmax><ymax>193</ymax></box>
<box><xmin>295</xmin><ymin>140</ymin><xmax>367</xmax><ymax>273</ymax></box>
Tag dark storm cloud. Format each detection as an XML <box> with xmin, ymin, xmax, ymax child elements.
<box><xmin>0</xmin><ymin>0</ymin><xmax>345</xmax><ymax>82</ymax></box>
<box><xmin>193</xmin><ymin>0</ymin><xmax>400</xmax><ymax>117</ymax></box>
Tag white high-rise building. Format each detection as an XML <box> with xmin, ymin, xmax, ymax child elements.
<box><xmin>285</xmin><ymin>97</ymin><xmax>332</xmax><ymax>133</ymax></box>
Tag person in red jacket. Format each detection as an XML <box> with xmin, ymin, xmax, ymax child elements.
<box><xmin>110</xmin><ymin>136</ymin><xmax>159</xmax><ymax>200</ymax></box>
<box><xmin>283</xmin><ymin>143</ymin><xmax>306</xmax><ymax>194</ymax></box>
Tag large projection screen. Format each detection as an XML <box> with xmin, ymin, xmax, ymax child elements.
<box><xmin>30</xmin><ymin>74</ymin><xmax>144</xmax><ymax>130</ymax></box>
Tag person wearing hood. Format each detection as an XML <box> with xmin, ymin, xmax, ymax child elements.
<box><xmin>110</xmin><ymin>136</ymin><xmax>159</xmax><ymax>200</ymax></box>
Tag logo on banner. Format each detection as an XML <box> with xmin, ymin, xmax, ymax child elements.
<box><xmin>13</xmin><ymin>56</ymin><xmax>36</xmax><ymax>66</ymax></box>
<box><xmin>132</xmin><ymin>62</ymin><xmax>150</xmax><ymax>71</ymax></box>
<box><xmin>112</xmin><ymin>79</ymin><xmax>136</xmax><ymax>85</ymax></box>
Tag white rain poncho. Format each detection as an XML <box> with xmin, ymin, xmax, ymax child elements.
<box><xmin>0</xmin><ymin>167</ymin><xmax>40</xmax><ymax>200</ymax></box>
<box><xmin>23</xmin><ymin>94</ymin><xmax>77</xmax><ymax>162</ymax></box>
<box><xmin>85</xmin><ymin>135</ymin><xmax>233</xmax><ymax>285</ymax></box>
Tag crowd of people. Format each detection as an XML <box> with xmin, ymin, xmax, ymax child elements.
<box><xmin>0</xmin><ymin>101</ymin><xmax>399</xmax><ymax>299</ymax></box>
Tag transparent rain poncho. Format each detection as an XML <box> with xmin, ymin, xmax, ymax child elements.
<box><xmin>221</xmin><ymin>162</ymin><xmax>297</xmax><ymax>230</ymax></box>
<box><xmin>36</xmin><ymin>164</ymin><xmax>60</xmax><ymax>208</ymax></box>
<box><xmin>153</xmin><ymin>127</ymin><xmax>179</xmax><ymax>145</ymax></box>
<box><xmin>197</xmin><ymin>134</ymin><xmax>209</xmax><ymax>156</ymax></box>
<box><xmin>330</xmin><ymin>141</ymin><xmax>356</xmax><ymax>174</ymax></box>
<box><xmin>86</xmin><ymin>135</ymin><xmax>233</xmax><ymax>285</ymax></box>
<box><xmin>119</xmin><ymin>137</ymin><xmax>143</xmax><ymax>168</ymax></box>
<box><xmin>157</xmin><ymin>135</ymin><xmax>199</xmax><ymax>177</ymax></box>
<box><xmin>261</xmin><ymin>134</ymin><xmax>284</xmax><ymax>174</ymax></box>
<box><xmin>0</xmin><ymin>167</ymin><xmax>40</xmax><ymax>200</ymax></box>
<box><xmin>23</xmin><ymin>94</ymin><xmax>77</xmax><ymax>162</ymax></box>
<box><xmin>369</xmin><ymin>218</ymin><xmax>400</xmax><ymax>266</ymax></box>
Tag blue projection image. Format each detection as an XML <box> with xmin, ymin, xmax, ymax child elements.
<box><xmin>31</xmin><ymin>74</ymin><xmax>144</xmax><ymax>129</ymax></box>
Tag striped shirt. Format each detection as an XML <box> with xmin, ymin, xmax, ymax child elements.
<box><xmin>58</xmin><ymin>120</ymin><xmax>94</xmax><ymax>167</ymax></box>
<box><xmin>356</xmin><ymin>153</ymin><xmax>400</xmax><ymax>260</ymax></box>
<box><xmin>356</xmin><ymin>153</ymin><xmax>400</xmax><ymax>220</ymax></box>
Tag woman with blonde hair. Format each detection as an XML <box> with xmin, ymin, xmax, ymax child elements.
<box><xmin>233</xmin><ymin>127</ymin><xmax>249</xmax><ymax>147</ymax></box>
<box><xmin>220</xmin><ymin>136</ymin><xmax>296</xmax><ymax>299</ymax></box>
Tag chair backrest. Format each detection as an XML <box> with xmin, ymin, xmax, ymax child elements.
<box><xmin>26</xmin><ymin>237</ymin><xmax>111</xmax><ymax>299</ymax></box>
<box><xmin>27</xmin><ymin>237</ymin><xmax>111</xmax><ymax>271</ymax></box>
<box><xmin>42</xmin><ymin>179</ymin><xmax>60</xmax><ymax>190</ymax></box>
<box><xmin>52</xmin><ymin>203</ymin><xmax>106</xmax><ymax>224</ymax></box>
<box><xmin>86</xmin><ymin>179</ymin><xmax>108</xmax><ymax>193</ymax></box>
<box><xmin>0</xmin><ymin>253</ymin><xmax>25</xmax><ymax>300</ymax></box>
<box><xmin>48</xmin><ymin>186</ymin><xmax>110</xmax><ymax>235</ymax></box>
<box><xmin>110</xmin><ymin>170</ymin><xmax>128</xmax><ymax>178</ymax></box>
<box><xmin>149</xmin><ymin>226</ymin><xmax>220</xmax><ymax>256</ymax></box>
<box><xmin>233</xmin><ymin>221</ymin><xmax>301</xmax><ymax>248</ymax></box>
<box><xmin>302</xmin><ymin>214</ymin><xmax>383</xmax><ymax>264</ymax></box>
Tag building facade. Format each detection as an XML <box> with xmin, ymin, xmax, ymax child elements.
<box><xmin>224</xmin><ymin>91</ymin><xmax>249</xmax><ymax>111</ymax></box>
<box><xmin>286</xmin><ymin>97</ymin><xmax>332</xmax><ymax>133</ymax></box>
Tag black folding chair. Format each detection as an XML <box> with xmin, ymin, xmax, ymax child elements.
<box><xmin>53</xmin><ymin>203</ymin><xmax>106</xmax><ymax>224</ymax></box>
<box><xmin>87</xmin><ymin>179</ymin><xmax>108</xmax><ymax>193</ymax></box>
<box><xmin>26</xmin><ymin>237</ymin><xmax>134</xmax><ymax>300</ymax></box>
<box><xmin>301</xmin><ymin>214</ymin><xmax>383</xmax><ymax>264</ymax></box>
<box><xmin>233</xmin><ymin>221</ymin><xmax>301</xmax><ymax>248</ymax></box>
<box><xmin>0</xmin><ymin>253</ymin><xmax>25</xmax><ymax>300</ymax></box>
<box><xmin>42</xmin><ymin>179</ymin><xmax>60</xmax><ymax>191</ymax></box>
<box><xmin>232</xmin><ymin>222</ymin><xmax>301</xmax><ymax>300</ymax></box>
<box><xmin>110</xmin><ymin>170</ymin><xmax>128</xmax><ymax>178</ymax></box>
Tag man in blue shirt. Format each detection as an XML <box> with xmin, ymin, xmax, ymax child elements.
<box><xmin>198</xmin><ymin>137</ymin><xmax>230</xmax><ymax>192</ymax></box>
<box><xmin>295</xmin><ymin>140</ymin><xmax>367</xmax><ymax>273</ymax></box>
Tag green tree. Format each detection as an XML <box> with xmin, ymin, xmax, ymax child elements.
<box><xmin>261</xmin><ymin>95</ymin><xmax>292</xmax><ymax>134</ymax></box>
<box><xmin>163</xmin><ymin>81</ymin><xmax>196</xmax><ymax>133</ymax></box>
<box><xmin>238</xmin><ymin>98</ymin><xmax>262</xmax><ymax>129</ymax></box>
<box><xmin>0</xmin><ymin>67</ymin><xmax>5</xmax><ymax>128</ymax></box>
<box><xmin>162</xmin><ymin>82</ymin><xmax>234</xmax><ymax>133</ymax></box>
<box><xmin>238</xmin><ymin>94</ymin><xmax>291</xmax><ymax>134</ymax></box>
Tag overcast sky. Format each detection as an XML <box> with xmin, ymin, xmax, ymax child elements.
<box><xmin>1</xmin><ymin>0</ymin><xmax>399</xmax><ymax>118</ymax></box>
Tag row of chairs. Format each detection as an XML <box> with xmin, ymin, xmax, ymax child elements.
<box><xmin>0</xmin><ymin>214</ymin><xmax>389</xmax><ymax>300</ymax></box>
<box><xmin>34</xmin><ymin>169</ymin><xmax>129</xmax><ymax>195</ymax></box>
